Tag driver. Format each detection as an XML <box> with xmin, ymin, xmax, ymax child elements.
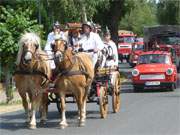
<box><xmin>44</xmin><ymin>21</ymin><xmax>66</xmax><ymax>70</ymax></box>
<box><xmin>78</xmin><ymin>21</ymin><xmax>105</xmax><ymax>68</ymax></box>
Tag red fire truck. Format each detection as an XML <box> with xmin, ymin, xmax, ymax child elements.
<box><xmin>129</xmin><ymin>38</ymin><xmax>144</xmax><ymax>67</ymax></box>
<box><xmin>118</xmin><ymin>30</ymin><xmax>136</xmax><ymax>62</ymax></box>
<box><xmin>144</xmin><ymin>25</ymin><xmax>180</xmax><ymax>72</ymax></box>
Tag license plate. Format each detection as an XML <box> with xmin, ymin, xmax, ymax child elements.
<box><xmin>145</xmin><ymin>81</ymin><xmax>160</xmax><ymax>86</ymax></box>
<box><xmin>140</xmin><ymin>74</ymin><xmax>165</xmax><ymax>80</ymax></box>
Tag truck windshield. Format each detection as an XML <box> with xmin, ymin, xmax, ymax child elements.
<box><xmin>138</xmin><ymin>54</ymin><xmax>170</xmax><ymax>64</ymax></box>
<box><xmin>133</xmin><ymin>44</ymin><xmax>144</xmax><ymax>51</ymax></box>
<box><xmin>159</xmin><ymin>36</ymin><xmax>180</xmax><ymax>45</ymax></box>
<box><xmin>119</xmin><ymin>36</ymin><xmax>135</xmax><ymax>43</ymax></box>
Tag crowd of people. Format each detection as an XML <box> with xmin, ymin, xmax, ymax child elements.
<box><xmin>44</xmin><ymin>21</ymin><xmax>119</xmax><ymax>71</ymax></box>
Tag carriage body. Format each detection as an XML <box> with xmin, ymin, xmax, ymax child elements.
<box><xmin>46</xmin><ymin>66</ymin><xmax>121</xmax><ymax>118</ymax></box>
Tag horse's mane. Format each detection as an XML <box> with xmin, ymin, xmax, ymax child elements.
<box><xmin>16</xmin><ymin>32</ymin><xmax>42</xmax><ymax>65</ymax></box>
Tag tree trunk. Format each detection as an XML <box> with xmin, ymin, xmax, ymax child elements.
<box><xmin>4</xmin><ymin>64</ymin><xmax>13</xmax><ymax>103</ymax></box>
<box><xmin>107</xmin><ymin>0</ymin><xmax>125</xmax><ymax>43</ymax></box>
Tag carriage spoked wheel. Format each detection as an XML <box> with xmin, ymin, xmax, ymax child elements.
<box><xmin>112</xmin><ymin>72</ymin><xmax>121</xmax><ymax>113</ymax></box>
<box><xmin>55</xmin><ymin>94</ymin><xmax>61</xmax><ymax>113</ymax></box>
<box><xmin>99</xmin><ymin>86</ymin><xmax>108</xmax><ymax>118</ymax></box>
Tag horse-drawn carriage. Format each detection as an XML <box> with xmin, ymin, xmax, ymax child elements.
<box><xmin>14</xmin><ymin>24</ymin><xmax>121</xmax><ymax>129</ymax></box>
<box><xmin>47</xmin><ymin>66</ymin><xmax>121</xmax><ymax>118</ymax></box>
<box><xmin>45</xmin><ymin>22</ymin><xmax>121</xmax><ymax>119</ymax></box>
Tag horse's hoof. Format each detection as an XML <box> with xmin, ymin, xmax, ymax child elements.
<box><xmin>79</xmin><ymin>121</ymin><xmax>85</xmax><ymax>127</ymax></box>
<box><xmin>40</xmin><ymin>120</ymin><xmax>47</xmax><ymax>126</ymax></box>
<box><xmin>28</xmin><ymin>124</ymin><xmax>37</xmax><ymax>129</ymax></box>
<box><xmin>59</xmin><ymin>122</ymin><xmax>68</xmax><ymax>129</ymax></box>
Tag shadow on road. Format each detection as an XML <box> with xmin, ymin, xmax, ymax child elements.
<box><xmin>0</xmin><ymin>110</ymin><xmax>102</xmax><ymax>130</ymax></box>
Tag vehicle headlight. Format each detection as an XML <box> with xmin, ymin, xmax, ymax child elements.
<box><xmin>132</xmin><ymin>69</ymin><xmax>139</xmax><ymax>77</ymax></box>
<box><xmin>134</xmin><ymin>55</ymin><xmax>138</xmax><ymax>59</ymax></box>
<box><xmin>166</xmin><ymin>68</ymin><xmax>173</xmax><ymax>75</ymax></box>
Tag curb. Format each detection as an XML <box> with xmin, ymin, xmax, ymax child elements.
<box><xmin>0</xmin><ymin>104</ymin><xmax>23</xmax><ymax>115</ymax></box>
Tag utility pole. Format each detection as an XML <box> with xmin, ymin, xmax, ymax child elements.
<box><xmin>82</xmin><ymin>5</ymin><xmax>87</xmax><ymax>22</ymax></box>
<box><xmin>79</xmin><ymin>0</ymin><xmax>87</xmax><ymax>22</ymax></box>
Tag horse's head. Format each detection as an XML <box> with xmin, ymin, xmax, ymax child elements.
<box><xmin>52</xmin><ymin>34</ymin><xmax>67</xmax><ymax>63</ymax></box>
<box><xmin>18</xmin><ymin>33</ymin><xmax>41</xmax><ymax>68</ymax></box>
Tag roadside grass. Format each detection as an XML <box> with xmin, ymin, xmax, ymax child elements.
<box><xmin>0</xmin><ymin>99</ymin><xmax>22</xmax><ymax>106</ymax></box>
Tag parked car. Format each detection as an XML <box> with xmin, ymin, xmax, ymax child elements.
<box><xmin>132</xmin><ymin>51</ymin><xmax>177</xmax><ymax>91</ymax></box>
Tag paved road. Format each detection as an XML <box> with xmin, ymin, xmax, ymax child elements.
<box><xmin>0</xmin><ymin>63</ymin><xmax>180</xmax><ymax>135</ymax></box>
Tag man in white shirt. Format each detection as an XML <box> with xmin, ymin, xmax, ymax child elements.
<box><xmin>44</xmin><ymin>21</ymin><xmax>65</xmax><ymax>69</ymax></box>
<box><xmin>78</xmin><ymin>21</ymin><xmax>105</xmax><ymax>68</ymax></box>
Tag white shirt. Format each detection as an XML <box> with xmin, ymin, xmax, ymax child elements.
<box><xmin>104</xmin><ymin>40</ymin><xmax>118</xmax><ymax>67</ymax></box>
<box><xmin>44</xmin><ymin>31</ymin><xmax>65</xmax><ymax>52</ymax></box>
<box><xmin>44</xmin><ymin>31</ymin><xmax>65</xmax><ymax>69</ymax></box>
<box><xmin>78</xmin><ymin>32</ymin><xmax>105</xmax><ymax>51</ymax></box>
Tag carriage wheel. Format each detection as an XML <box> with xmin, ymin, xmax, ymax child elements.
<box><xmin>99</xmin><ymin>86</ymin><xmax>108</xmax><ymax>118</ymax></box>
<box><xmin>55</xmin><ymin>94</ymin><xmax>61</xmax><ymax>113</ymax></box>
<box><xmin>112</xmin><ymin>73</ymin><xmax>121</xmax><ymax>113</ymax></box>
<box><xmin>56</xmin><ymin>102</ymin><xmax>61</xmax><ymax>113</ymax></box>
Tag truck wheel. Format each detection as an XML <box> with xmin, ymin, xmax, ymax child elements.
<box><xmin>178</xmin><ymin>63</ymin><xmax>180</xmax><ymax>73</ymax></box>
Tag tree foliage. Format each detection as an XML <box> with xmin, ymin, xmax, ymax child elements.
<box><xmin>157</xmin><ymin>0</ymin><xmax>180</xmax><ymax>25</ymax></box>
<box><xmin>119</xmin><ymin>0</ymin><xmax>158</xmax><ymax>36</ymax></box>
<box><xmin>0</xmin><ymin>5</ymin><xmax>43</xmax><ymax>79</ymax></box>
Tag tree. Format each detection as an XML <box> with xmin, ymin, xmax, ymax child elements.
<box><xmin>157</xmin><ymin>0</ymin><xmax>180</xmax><ymax>25</ymax></box>
<box><xmin>0</xmin><ymin>6</ymin><xmax>43</xmax><ymax>100</ymax></box>
<box><xmin>119</xmin><ymin>0</ymin><xmax>158</xmax><ymax>36</ymax></box>
<box><xmin>94</xmin><ymin>0</ymin><xmax>126</xmax><ymax>42</ymax></box>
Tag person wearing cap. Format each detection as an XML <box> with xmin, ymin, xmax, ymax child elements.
<box><xmin>103</xmin><ymin>27</ymin><xmax>118</xmax><ymax>67</ymax></box>
<box><xmin>68</xmin><ymin>28</ymin><xmax>81</xmax><ymax>52</ymax></box>
<box><xmin>78</xmin><ymin>21</ymin><xmax>105</xmax><ymax>68</ymax></box>
<box><xmin>103</xmin><ymin>27</ymin><xmax>119</xmax><ymax>88</ymax></box>
<box><xmin>44</xmin><ymin>21</ymin><xmax>66</xmax><ymax>69</ymax></box>
<box><xmin>92</xmin><ymin>23</ymin><xmax>101</xmax><ymax>35</ymax></box>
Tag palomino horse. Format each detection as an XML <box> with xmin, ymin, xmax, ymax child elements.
<box><xmin>14</xmin><ymin>32</ymin><xmax>51</xmax><ymax>129</ymax></box>
<box><xmin>52</xmin><ymin>37</ymin><xmax>94</xmax><ymax>128</ymax></box>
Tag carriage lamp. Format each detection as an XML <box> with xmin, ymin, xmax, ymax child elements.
<box><xmin>166</xmin><ymin>68</ymin><xmax>173</xmax><ymax>75</ymax></box>
<box><xmin>132</xmin><ymin>69</ymin><xmax>139</xmax><ymax>77</ymax></box>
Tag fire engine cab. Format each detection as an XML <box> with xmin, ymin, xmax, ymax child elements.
<box><xmin>144</xmin><ymin>25</ymin><xmax>180</xmax><ymax>72</ymax></box>
<box><xmin>118</xmin><ymin>30</ymin><xmax>136</xmax><ymax>62</ymax></box>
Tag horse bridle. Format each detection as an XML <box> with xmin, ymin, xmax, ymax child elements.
<box><xmin>53</xmin><ymin>39</ymin><xmax>70</xmax><ymax>63</ymax></box>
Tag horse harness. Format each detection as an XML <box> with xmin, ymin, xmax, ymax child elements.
<box><xmin>14</xmin><ymin>69</ymin><xmax>49</xmax><ymax>87</ymax></box>
<box><xmin>57</xmin><ymin>55</ymin><xmax>90</xmax><ymax>80</ymax></box>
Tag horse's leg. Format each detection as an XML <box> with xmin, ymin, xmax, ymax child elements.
<box><xmin>18</xmin><ymin>91</ymin><xmax>30</xmax><ymax>124</ymax></box>
<box><xmin>80</xmin><ymin>88</ymin><xmax>89</xmax><ymax>127</ymax></box>
<box><xmin>82</xmin><ymin>93</ymin><xmax>87</xmax><ymax>122</ymax></box>
<box><xmin>82</xmin><ymin>81</ymin><xmax>92</xmax><ymax>121</ymax></box>
<box><xmin>40</xmin><ymin>92</ymin><xmax>48</xmax><ymax>125</ymax></box>
<box><xmin>29</xmin><ymin>93</ymin><xmax>42</xmax><ymax>129</ymax></box>
<box><xmin>59</xmin><ymin>92</ymin><xmax>68</xmax><ymax>129</ymax></box>
<box><xmin>76</xmin><ymin>88</ymin><xmax>86</xmax><ymax>127</ymax></box>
